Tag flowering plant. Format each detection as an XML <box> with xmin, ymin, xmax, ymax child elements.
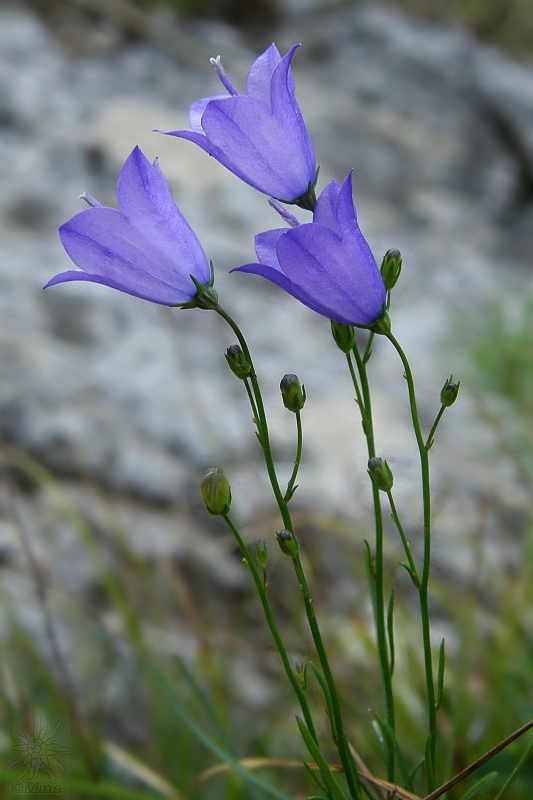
<box><xmin>47</xmin><ymin>42</ymin><xmax>533</xmax><ymax>800</ymax></box>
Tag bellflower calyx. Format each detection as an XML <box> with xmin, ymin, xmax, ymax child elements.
<box><xmin>159</xmin><ymin>44</ymin><xmax>316</xmax><ymax>205</ymax></box>
<box><xmin>46</xmin><ymin>147</ymin><xmax>211</xmax><ymax>307</ymax></box>
<box><xmin>232</xmin><ymin>172</ymin><xmax>386</xmax><ymax>326</ymax></box>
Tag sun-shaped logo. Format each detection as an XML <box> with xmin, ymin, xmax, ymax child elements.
<box><xmin>8</xmin><ymin>716</ymin><xmax>69</xmax><ymax>780</ymax></box>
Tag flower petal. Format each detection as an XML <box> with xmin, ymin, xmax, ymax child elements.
<box><xmin>246</xmin><ymin>44</ymin><xmax>282</xmax><ymax>106</ymax></box>
<box><xmin>254</xmin><ymin>228</ymin><xmax>286</xmax><ymax>271</ymax></box>
<box><xmin>277</xmin><ymin>223</ymin><xmax>385</xmax><ymax>324</ymax></box>
<box><xmin>189</xmin><ymin>94</ymin><xmax>228</xmax><ymax>133</ymax></box>
<box><xmin>270</xmin><ymin>44</ymin><xmax>315</xmax><ymax>184</ymax></box>
<box><xmin>58</xmin><ymin>207</ymin><xmax>197</xmax><ymax>304</ymax></box>
<box><xmin>334</xmin><ymin>170</ymin><xmax>358</xmax><ymax>238</ymax></box>
<box><xmin>313</xmin><ymin>180</ymin><xmax>341</xmax><ymax>233</ymax></box>
<box><xmin>231</xmin><ymin>261</ymin><xmax>332</xmax><ymax>318</ymax></box>
<box><xmin>116</xmin><ymin>147</ymin><xmax>210</xmax><ymax>285</ymax></box>
<box><xmin>200</xmin><ymin>95</ymin><xmax>310</xmax><ymax>198</ymax></box>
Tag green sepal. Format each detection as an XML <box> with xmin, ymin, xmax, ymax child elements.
<box><xmin>282</xmin><ymin>166</ymin><xmax>320</xmax><ymax>212</ymax></box>
<box><xmin>173</xmin><ymin>261</ymin><xmax>218</xmax><ymax>310</ymax></box>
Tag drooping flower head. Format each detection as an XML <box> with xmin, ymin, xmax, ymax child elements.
<box><xmin>158</xmin><ymin>44</ymin><xmax>317</xmax><ymax>207</ymax></box>
<box><xmin>232</xmin><ymin>171</ymin><xmax>386</xmax><ymax>326</ymax></box>
<box><xmin>46</xmin><ymin>146</ymin><xmax>212</xmax><ymax>306</ymax></box>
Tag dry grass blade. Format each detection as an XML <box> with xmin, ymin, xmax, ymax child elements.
<box><xmin>189</xmin><ymin>753</ymin><xmax>424</xmax><ymax>800</ymax></box>
<box><xmin>103</xmin><ymin>741</ymin><xmax>183</xmax><ymax>800</ymax></box>
<box><xmin>349</xmin><ymin>744</ymin><xmax>422</xmax><ymax>800</ymax></box>
<box><xmin>187</xmin><ymin>757</ymin><xmax>342</xmax><ymax>790</ymax></box>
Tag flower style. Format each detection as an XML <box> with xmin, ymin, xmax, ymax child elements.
<box><xmin>158</xmin><ymin>44</ymin><xmax>317</xmax><ymax>206</ymax></box>
<box><xmin>232</xmin><ymin>172</ymin><xmax>386</xmax><ymax>326</ymax></box>
<box><xmin>46</xmin><ymin>146</ymin><xmax>211</xmax><ymax>306</ymax></box>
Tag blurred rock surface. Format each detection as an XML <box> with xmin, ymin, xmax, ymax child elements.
<box><xmin>0</xmin><ymin>1</ymin><xmax>532</xmax><ymax>666</ymax></box>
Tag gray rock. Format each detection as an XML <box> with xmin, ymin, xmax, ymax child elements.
<box><xmin>0</xmin><ymin>4</ymin><xmax>531</xmax><ymax>711</ymax></box>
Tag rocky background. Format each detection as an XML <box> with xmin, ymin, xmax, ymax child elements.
<box><xmin>1</xmin><ymin>0</ymin><xmax>533</xmax><ymax>780</ymax></box>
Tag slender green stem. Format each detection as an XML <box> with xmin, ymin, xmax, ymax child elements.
<box><xmin>425</xmin><ymin>405</ymin><xmax>446</xmax><ymax>451</ymax></box>
<box><xmin>223</xmin><ymin>514</ymin><xmax>318</xmax><ymax>745</ymax></box>
<box><xmin>285</xmin><ymin>411</ymin><xmax>303</xmax><ymax>502</ymax></box>
<box><xmin>386</xmin><ymin>491</ymin><xmax>420</xmax><ymax>588</ymax></box>
<box><xmin>348</xmin><ymin>346</ymin><xmax>396</xmax><ymax>782</ymax></box>
<box><xmin>385</xmin><ymin>332</ymin><xmax>436</xmax><ymax>791</ymax></box>
<box><xmin>292</xmin><ymin>553</ymin><xmax>362</xmax><ymax>799</ymax></box>
<box><xmin>216</xmin><ymin>304</ymin><xmax>360</xmax><ymax>798</ymax></box>
<box><xmin>215</xmin><ymin>304</ymin><xmax>291</xmax><ymax>530</ymax></box>
<box><xmin>244</xmin><ymin>377</ymin><xmax>261</xmax><ymax>441</ymax></box>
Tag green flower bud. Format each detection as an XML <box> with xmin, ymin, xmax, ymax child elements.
<box><xmin>367</xmin><ymin>457</ymin><xmax>394</xmax><ymax>493</ymax></box>
<box><xmin>280</xmin><ymin>374</ymin><xmax>306</xmax><ymax>413</ymax></box>
<box><xmin>276</xmin><ymin>529</ymin><xmax>299</xmax><ymax>557</ymax></box>
<box><xmin>380</xmin><ymin>249</ymin><xmax>402</xmax><ymax>291</ymax></box>
<box><xmin>369</xmin><ymin>308</ymin><xmax>391</xmax><ymax>336</ymax></box>
<box><xmin>330</xmin><ymin>321</ymin><xmax>355</xmax><ymax>353</ymax></box>
<box><xmin>440</xmin><ymin>376</ymin><xmax>460</xmax><ymax>407</ymax></box>
<box><xmin>256</xmin><ymin>541</ymin><xmax>268</xmax><ymax>568</ymax></box>
<box><xmin>225</xmin><ymin>344</ymin><xmax>251</xmax><ymax>380</ymax></box>
<box><xmin>200</xmin><ymin>468</ymin><xmax>231</xmax><ymax>516</ymax></box>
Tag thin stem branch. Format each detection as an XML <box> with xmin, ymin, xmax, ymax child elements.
<box><xmin>422</xmin><ymin>719</ymin><xmax>533</xmax><ymax>800</ymax></box>
<box><xmin>284</xmin><ymin>411</ymin><xmax>302</xmax><ymax>502</ymax></box>
<box><xmin>385</xmin><ymin>332</ymin><xmax>436</xmax><ymax>790</ymax></box>
<box><xmin>386</xmin><ymin>491</ymin><xmax>420</xmax><ymax>587</ymax></box>
<box><xmin>349</xmin><ymin>345</ymin><xmax>396</xmax><ymax>782</ymax></box>
<box><xmin>223</xmin><ymin>514</ymin><xmax>318</xmax><ymax>745</ymax></box>
<box><xmin>425</xmin><ymin>406</ymin><xmax>446</xmax><ymax>451</ymax></box>
<box><xmin>215</xmin><ymin>304</ymin><xmax>291</xmax><ymax>531</ymax></box>
<box><xmin>292</xmin><ymin>553</ymin><xmax>362</xmax><ymax>799</ymax></box>
<box><xmin>216</xmin><ymin>305</ymin><xmax>361</xmax><ymax>799</ymax></box>
<box><xmin>244</xmin><ymin>377</ymin><xmax>261</xmax><ymax>442</ymax></box>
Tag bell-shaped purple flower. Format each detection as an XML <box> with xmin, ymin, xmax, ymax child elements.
<box><xmin>46</xmin><ymin>146</ymin><xmax>211</xmax><ymax>306</ymax></box>
<box><xmin>158</xmin><ymin>44</ymin><xmax>316</xmax><ymax>205</ymax></box>
<box><xmin>232</xmin><ymin>172</ymin><xmax>386</xmax><ymax>326</ymax></box>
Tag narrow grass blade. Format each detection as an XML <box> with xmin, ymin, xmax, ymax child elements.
<box><xmin>308</xmin><ymin>662</ymin><xmax>338</xmax><ymax>743</ymax></box>
<box><xmin>173</xmin><ymin>655</ymin><xmax>237</xmax><ymax>756</ymax></box>
<box><xmin>296</xmin><ymin>717</ymin><xmax>349</xmax><ymax>800</ymax></box>
<box><xmin>372</xmin><ymin>713</ymin><xmax>411</xmax><ymax>790</ymax></box>
<box><xmin>155</xmin><ymin>666</ymin><xmax>288</xmax><ymax>800</ymax></box>
<box><xmin>458</xmin><ymin>771</ymin><xmax>498</xmax><ymax>799</ymax></box>
<box><xmin>492</xmin><ymin>736</ymin><xmax>533</xmax><ymax>800</ymax></box>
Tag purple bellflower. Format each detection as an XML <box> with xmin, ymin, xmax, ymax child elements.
<box><xmin>158</xmin><ymin>44</ymin><xmax>317</xmax><ymax>207</ymax></box>
<box><xmin>232</xmin><ymin>171</ymin><xmax>386</xmax><ymax>326</ymax></box>
<box><xmin>46</xmin><ymin>146</ymin><xmax>212</xmax><ymax>307</ymax></box>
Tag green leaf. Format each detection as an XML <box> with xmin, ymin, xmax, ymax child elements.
<box><xmin>308</xmin><ymin>662</ymin><xmax>337</xmax><ymax>745</ymax></box>
<box><xmin>436</xmin><ymin>639</ymin><xmax>446</xmax><ymax>712</ymax></box>
<box><xmin>372</xmin><ymin>712</ymin><xmax>411</xmax><ymax>790</ymax></box>
<box><xmin>296</xmin><ymin>718</ymin><xmax>349</xmax><ymax>800</ymax></box>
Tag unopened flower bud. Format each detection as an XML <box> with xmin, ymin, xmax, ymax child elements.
<box><xmin>440</xmin><ymin>376</ymin><xmax>460</xmax><ymax>407</ymax></box>
<box><xmin>280</xmin><ymin>374</ymin><xmax>306</xmax><ymax>413</ymax></box>
<box><xmin>330</xmin><ymin>321</ymin><xmax>355</xmax><ymax>353</ymax></box>
<box><xmin>276</xmin><ymin>529</ymin><xmax>299</xmax><ymax>557</ymax></box>
<box><xmin>367</xmin><ymin>457</ymin><xmax>394</xmax><ymax>493</ymax></box>
<box><xmin>200</xmin><ymin>468</ymin><xmax>231</xmax><ymax>516</ymax></box>
<box><xmin>256</xmin><ymin>541</ymin><xmax>268</xmax><ymax>568</ymax></box>
<box><xmin>225</xmin><ymin>344</ymin><xmax>251</xmax><ymax>380</ymax></box>
<box><xmin>380</xmin><ymin>249</ymin><xmax>402</xmax><ymax>291</ymax></box>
